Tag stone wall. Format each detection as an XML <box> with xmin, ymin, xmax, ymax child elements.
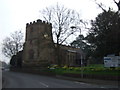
<box><xmin>21</xmin><ymin>19</ymin><xmax>86</xmax><ymax>68</ymax></box>
<box><xmin>22</xmin><ymin>19</ymin><xmax>56</xmax><ymax>68</ymax></box>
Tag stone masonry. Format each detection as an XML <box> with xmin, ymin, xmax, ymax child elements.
<box><xmin>22</xmin><ymin>19</ymin><xmax>56</xmax><ymax>68</ymax></box>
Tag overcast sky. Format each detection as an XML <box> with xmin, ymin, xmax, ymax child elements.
<box><xmin>0</xmin><ymin>0</ymin><xmax>117</xmax><ymax>63</ymax></box>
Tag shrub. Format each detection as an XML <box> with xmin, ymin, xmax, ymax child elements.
<box><xmin>74</xmin><ymin>67</ymin><xmax>80</xmax><ymax>71</ymax></box>
<box><xmin>62</xmin><ymin>65</ymin><xmax>68</xmax><ymax>69</ymax></box>
<box><xmin>115</xmin><ymin>67</ymin><xmax>120</xmax><ymax>70</ymax></box>
<box><xmin>49</xmin><ymin>64</ymin><xmax>59</xmax><ymax>69</ymax></box>
<box><xmin>94</xmin><ymin>67</ymin><xmax>106</xmax><ymax>71</ymax></box>
<box><xmin>69</xmin><ymin>67</ymin><xmax>74</xmax><ymax>70</ymax></box>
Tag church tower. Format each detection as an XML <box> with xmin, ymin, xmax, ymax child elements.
<box><xmin>22</xmin><ymin>19</ymin><xmax>56</xmax><ymax>68</ymax></box>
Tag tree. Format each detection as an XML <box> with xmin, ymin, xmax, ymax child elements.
<box><xmin>113</xmin><ymin>0</ymin><xmax>120</xmax><ymax>12</ymax></box>
<box><xmin>2</xmin><ymin>31</ymin><xmax>24</xmax><ymax>59</ymax></box>
<box><xmin>71</xmin><ymin>35</ymin><xmax>87</xmax><ymax>50</ymax></box>
<box><xmin>94</xmin><ymin>0</ymin><xmax>107</xmax><ymax>12</ymax></box>
<box><xmin>86</xmin><ymin>9</ymin><xmax>120</xmax><ymax>59</ymax></box>
<box><xmin>10</xmin><ymin>51</ymin><xmax>23</xmax><ymax>68</ymax></box>
<box><xmin>40</xmin><ymin>3</ymin><xmax>83</xmax><ymax>66</ymax></box>
<box><xmin>70</xmin><ymin>35</ymin><xmax>93</xmax><ymax>61</ymax></box>
<box><xmin>95</xmin><ymin>0</ymin><xmax>120</xmax><ymax>12</ymax></box>
<box><xmin>40</xmin><ymin>3</ymin><xmax>82</xmax><ymax>45</ymax></box>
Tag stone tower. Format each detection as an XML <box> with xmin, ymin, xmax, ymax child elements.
<box><xmin>22</xmin><ymin>19</ymin><xmax>56</xmax><ymax>68</ymax></box>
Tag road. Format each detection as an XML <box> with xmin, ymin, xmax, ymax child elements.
<box><xmin>2</xmin><ymin>71</ymin><xmax>118</xmax><ymax>88</ymax></box>
<box><xmin>0</xmin><ymin>69</ymin><xmax>2</xmax><ymax>89</ymax></box>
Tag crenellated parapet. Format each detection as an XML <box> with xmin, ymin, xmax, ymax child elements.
<box><xmin>22</xmin><ymin>19</ymin><xmax>56</xmax><ymax>68</ymax></box>
<box><xmin>25</xmin><ymin>19</ymin><xmax>53</xmax><ymax>41</ymax></box>
<box><xmin>26</xmin><ymin>19</ymin><xmax>52</xmax><ymax>28</ymax></box>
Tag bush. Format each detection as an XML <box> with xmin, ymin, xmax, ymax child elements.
<box><xmin>74</xmin><ymin>67</ymin><xmax>80</xmax><ymax>71</ymax></box>
<box><xmin>49</xmin><ymin>64</ymin><xmax>59</xmax><ymax>69</ymax></box>
<box><xmin>93</xmin><ymin>67</ymin><xmax>106</xmax><ymax>71</ymax></box>
<box><xmin>115</xmin><ymin>67</ymin><xmax>120</xmax><ymax>70</ymax></box>
<box><xmin>69</xmin><ymin>67</ymin><xmax>74</xmax><ymax>70</ymax></box>
<box><xmin>62</xmin><ymin>65</ymin><xmax>68</xmax><ymax>69</ymax></box>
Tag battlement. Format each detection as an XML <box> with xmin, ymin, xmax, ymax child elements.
<box><xmin>26</xmin><ymin>19</ymin><xmax>52</xmax><ymax>27</ymax></box>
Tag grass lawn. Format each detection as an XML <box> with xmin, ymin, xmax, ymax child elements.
<box><xmin>49</xmin><ymin>68</ymin><xmax>120</xmax><ymax>76</ymax></box>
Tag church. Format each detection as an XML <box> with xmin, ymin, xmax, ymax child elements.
<box><xmin>11</xmin><ymin>19</ymin><xmax>86</xmax><ymax>68</ymax></box>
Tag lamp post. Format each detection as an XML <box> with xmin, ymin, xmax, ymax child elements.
<box><xmin>80</xmin><ymin>54</ymin><xmax>83</xmax><ymax>78</ymax></box>
<box><xmin>70</xmin><ymin>26</ymin><xmax>83</xmax><ymax>78</ymax></box>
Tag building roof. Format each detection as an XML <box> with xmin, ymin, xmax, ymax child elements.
<box><xmin>54</xmin><ymin>43</ymin><xmax>84</xmax><ymax>54</ymax></box>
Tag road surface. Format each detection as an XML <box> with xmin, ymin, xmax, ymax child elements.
<box><xmin>0</xmin><ymin>69</ymin><xmax>2</xmax><ymax>89</ymax></box>
<box><xmin>2</xmin><ymin>71</ymin><xmax>118</xmax><ymax>88</ymax></box>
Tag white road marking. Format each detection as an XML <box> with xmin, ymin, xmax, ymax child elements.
<box><xmin>75</xmin><ymin>82</ymin><xmax>86</xmax><ymax>84</ymax></box>
<box><xmin>75</xmin><ymin>81</ymin><xmax>109</xmax><ymax>88</ymax></box>
<box><xmin>75</xmin><ymin>81</ymin><xmax>79</xmax><ymax>83</ymax></box>
<box><xmin>80</xmin><ymin>82</ymin><xmax>86</xmax><ymax>84</ymax></box>
<box><xmin>100</xmin><ymin>86</ymin><xmax>105</xmax><ymax>88</ymax></box>
<box><xmin>75</xmin><ymin>81</ymin><xmax>97</xmax><ymax>86</ymax></box>
<box><xmin>39</xmin><ymin>82</ymin><xmax>49</xmax><ymax>87</ymax></box>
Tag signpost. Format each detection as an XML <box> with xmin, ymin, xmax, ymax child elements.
<box><xmin>104</xmin><ymin>56</ymin><xmax>120</xmax><ymax>67</ymax></box>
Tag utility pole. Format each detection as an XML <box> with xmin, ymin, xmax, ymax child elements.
<box><xmin>70</xmin><ymin>26</ymin><xmax>83</xmax><ymax>78</ymax></box>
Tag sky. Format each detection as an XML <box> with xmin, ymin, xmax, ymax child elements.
<box><xmin>0</xmin><ymin>0</ymin><xmax>117</xmax><ymax>63</ymax></box>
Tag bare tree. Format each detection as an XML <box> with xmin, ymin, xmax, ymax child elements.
<box><xmin>113</xmin><ymin>0</ymin><xmax>120</xmax><ymax>11</ymax></box>
<box><xmin>40</xmin><ymin>3</ymin><xmax>83</xmax><ymax>66</ymax></box>
<box><xmin>94</xmin><ymin>0</ymin><xmax>107</xmax><ymax>12</ymax></box>
<box><xmin>2</xmin><ymin>31</ymin><xmax>24</xmax><ymax>59</ymax></box>
<box><xmin>40</xmin><ymin>3</ymin><xmax>83</xmax><ymax>45</ymax></box>
<box><xmin>94</xmin><ymin>0</ymin><xmax>120</xmax><ymax>12</ymax></box>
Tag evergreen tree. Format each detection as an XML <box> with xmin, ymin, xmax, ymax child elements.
<box><xmin>86</xmin><ymin>9</ymin><xmax>120</xmax><ymax>58</ymax></box>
